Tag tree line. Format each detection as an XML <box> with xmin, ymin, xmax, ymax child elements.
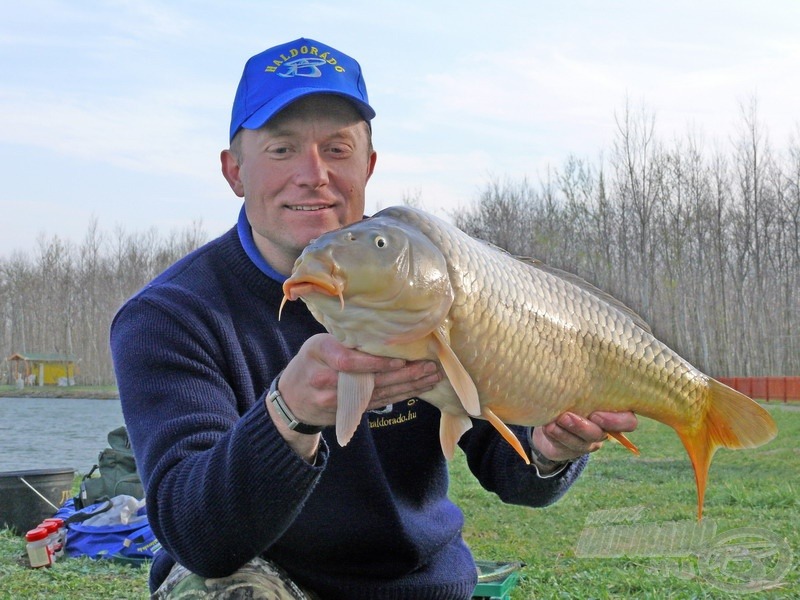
<box><xmin>453</xmin><ymin>100</ymin><xmax>799</xmax><ymax>377</ymax></box>
<box><xmin>0</xmin><ymin>221</ymin><xmax>206</xmax><ymax>385</ymax></box>
<box><xmin>1</xmin><ymin>100</ymin><xmax>797</xmax><ymax>385</ymax></box>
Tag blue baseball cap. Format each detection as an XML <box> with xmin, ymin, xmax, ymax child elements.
<box><xmin>229</xmin><ymin>38</ymin><xmax>375</xmax><ymax>142</ymax></box>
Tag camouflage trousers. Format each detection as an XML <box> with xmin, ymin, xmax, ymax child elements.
<box><xmin>152</xmin><ymin>557</ymin><xmax>320</xmax><ymax>600</ymax></box>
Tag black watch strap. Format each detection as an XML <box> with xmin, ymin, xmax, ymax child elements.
<box><xmin>267</xmin><ymin>373</ymin><xmax>324</xmax><ymax>435</ymax></box>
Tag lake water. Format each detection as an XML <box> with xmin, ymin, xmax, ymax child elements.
<box><xmin>0</xmin><ymin>397</ymin><xmax>125</xmax><ymax>473</ymax></box>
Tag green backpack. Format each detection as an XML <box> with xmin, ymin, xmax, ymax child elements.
<box><xmin>75</xmin><ymin>426</ymin><xmax>144</xmax><ymax>509</ymax></box>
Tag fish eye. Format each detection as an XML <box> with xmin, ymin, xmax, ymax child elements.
<box><xmin>374</xmin><ymin>236</ymin><xmax>387</xmax><ymax>248</ymax></box>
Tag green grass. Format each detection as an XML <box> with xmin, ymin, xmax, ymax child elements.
<box><xmin>0</xmin><ymin>404</ymin><xmax>796</xmax><ymax>599</ymax></box>
<box><xmin>454</xmin><ymin>403</ymin><xmax>798</xmax><ymax>599</ymax></box>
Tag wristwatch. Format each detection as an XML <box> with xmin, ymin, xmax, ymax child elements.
<box><xmin>266</xmin><ymin>373</ymin><xmax>324</xmax><ymax>435</ymax></box>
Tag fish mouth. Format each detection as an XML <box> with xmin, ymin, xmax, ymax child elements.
<box><xmin>284</xmin><ymin>275</ymin><xmax>344</xmax><ymax>301</ymax></box>
<box><xmin>280</xmin><ymin>274</ymin><xmax>346</xmax><ymax>319</ymax></box>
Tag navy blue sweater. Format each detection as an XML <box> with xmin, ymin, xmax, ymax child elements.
<box><xmin>110</xmin><ymin>219</ymin><xmax>588</xmax><ymax>599</ymax></box>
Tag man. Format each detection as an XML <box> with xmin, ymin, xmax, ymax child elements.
<box><xmin>111</xmin><ymin>38</ymin><xmax>637</xmax><ymax>599</ymax></box>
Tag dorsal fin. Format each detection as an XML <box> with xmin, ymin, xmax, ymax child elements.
<box><xmin>519</xmin><ymin>253</ymin><xmax>651</xmax><ymax>333</ymax></box>
<box><xmin>474</xmin><ymin>238</ymin><xmax>650</xmax><ymax>333</ymax></box>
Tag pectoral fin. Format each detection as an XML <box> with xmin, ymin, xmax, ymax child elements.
<box><xmin>336</xmin><ymin>371</ymin><xmax>375</xmax><ymax>446</ymax></box>
<box><xmin>431</xmin><ymin>329</ymin><xmax>481</xmax><ymax>417</ymax></box>
<box><xmin>439</xmin><ymin>412</ymin><xmax>474</xmax><ymax>460</ymax></box>
<box><xmin>481</xmin><ymin>407</ymin><xmax>531</xmax><ymax>464</ymax></box>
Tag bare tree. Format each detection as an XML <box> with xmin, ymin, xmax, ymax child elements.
<box><xmin>454</xmin><ymin>98</ymin><xmax>798</xmax><ymax>377</ymax></box>
<box><xmin>611</xmin><ymin>98</ymin><xmax>665</xmax><ymax>316</ymax></box>
<box><xmin>1</xmin><ymin>223</ymin><xmax>207</xmax><ymax>385</ymax></box>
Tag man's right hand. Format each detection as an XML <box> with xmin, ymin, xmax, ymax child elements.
<box><xmin>268</xmin><ymin>334</ymin><xmax>442</xmax><ymax>459</ymax></box>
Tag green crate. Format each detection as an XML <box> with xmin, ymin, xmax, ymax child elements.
<box><xmin>472</xmin><ymin>560</ymin><xmax>522</xmax><ymax>600</ymax></box>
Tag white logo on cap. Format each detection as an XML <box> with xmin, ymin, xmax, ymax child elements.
<box><xmin>278</xmin><ymin>57</ymin><xmax>327</xmax><ymax>78</ymax></box>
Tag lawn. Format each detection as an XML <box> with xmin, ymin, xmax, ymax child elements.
<box><xmin>0</xmin><ymin>404</ymin><xmax>796</xmax><ymax>599</ymax></box>
<box><xmin>454</xmin><ymin>403</ymin><xmax>798</xmax><ymax>599</ymax></box>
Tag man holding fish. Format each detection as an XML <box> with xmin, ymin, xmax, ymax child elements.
<box><xmin>111</xmin><ymin>38</ymin><xmax>637</xmax><ymax>599</ymax></box>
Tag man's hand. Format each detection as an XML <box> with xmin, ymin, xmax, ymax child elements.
<box><xmin>280</xmin><ymin>334</ymin><xmax>442</xmax><ymax>424</ymax></box>
<box><xmin>268</xmin><ymin>334</ymin><xmax>442</xmax><ymax>459</ymax></box>
<box><xmin>532</xmin><ymin>411</ymin><xmax>639</xmax><ymax>464</ymax></box>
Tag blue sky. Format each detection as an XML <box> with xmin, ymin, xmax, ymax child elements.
<box><xmin>1</xmin><ymin>0</ymin><xmax>799</xmax><ymax>256</ymax></box>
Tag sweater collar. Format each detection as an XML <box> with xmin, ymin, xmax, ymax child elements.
<box><xmin>236</xmin><ymin>204</ymin><xmax>287</xmax><ymax>284</ymax></box>
<box><xmin>236</xmin><ymin>205</ymin><xmax>370</xmax><ymax>285</ymax></box>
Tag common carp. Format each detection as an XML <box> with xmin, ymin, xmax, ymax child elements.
<box><xmin>282</xmin><ymin>205</ymin><xmax>777</xmax><ymax>518</ymax></box>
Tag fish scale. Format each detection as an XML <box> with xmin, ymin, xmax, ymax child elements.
<box><xmin>283</xmin><ymin>205</ymin><xmax>777</xmax><ymax>518</ymax></box>
<box><xmin>433</xmin><ymin>213</ymin><xmax>661</xmax><ymax>424</ymax></box>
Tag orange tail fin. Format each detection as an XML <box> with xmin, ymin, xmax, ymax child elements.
<box><xmin>676</xmin><ymin>379</ymin><xmax>777</xmax><ymax>520</ymax></box>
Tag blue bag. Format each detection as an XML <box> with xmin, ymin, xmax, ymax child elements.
<box><xmin>54</xmin><ymin>497</ymin><xmax>161</xmax><ymax>566</ymax></box>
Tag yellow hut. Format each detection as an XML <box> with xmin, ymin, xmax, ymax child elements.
<box><xmin>6</xmin><ymin>353</ymin><xmax>78</xmax><ymax>386</ymax></box>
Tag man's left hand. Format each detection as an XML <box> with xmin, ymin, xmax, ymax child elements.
<box><xmin>532</xmin><ymin>411</ymin><xmax>639</xmax><ymax>463</ymax></box>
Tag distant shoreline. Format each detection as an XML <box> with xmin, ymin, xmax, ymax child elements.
<box><xmin>0</xmin><ymin>385</ymin><xmax>119</xmax><ymax>399</ymax></box>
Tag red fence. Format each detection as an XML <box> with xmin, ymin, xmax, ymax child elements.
<box><xmin>717</xmin><ymin>376</ymin><xmax>800</xmax><ymax>402</ymax></box>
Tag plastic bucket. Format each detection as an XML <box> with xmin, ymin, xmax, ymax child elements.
<box><xmin>0</xmin><ymin>468</ymin><xmax>75</xmax><ymax>534</ymax></box>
